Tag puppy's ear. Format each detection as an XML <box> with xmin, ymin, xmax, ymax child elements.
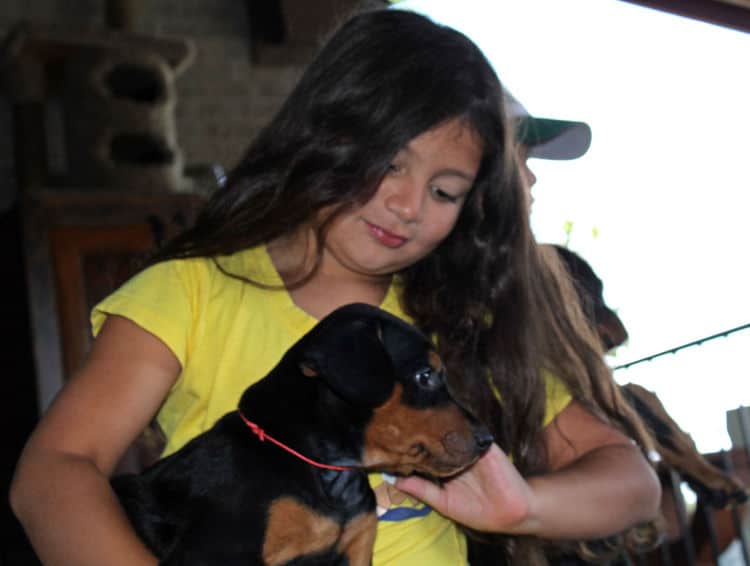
<box><xmin>300</xmin><ymin>317</ymin><xmax>395</xmax><ymax>408</ymax></box>
<box><xmin>377</xmin><ymin>317</ymin><xmax>431</xmax><ymax>370</ymax></box>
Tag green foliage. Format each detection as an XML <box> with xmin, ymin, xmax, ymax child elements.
<box><xmin>562</xmin><ymin>220</ymin><xmax>574</xmax><ymax>247</ymax></box>
<box><xmin>559</xmin><ymin>220</ymin><xmax>599</xmax><ymax>248</ymax></box>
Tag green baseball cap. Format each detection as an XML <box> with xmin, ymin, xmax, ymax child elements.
<box><xmin>506</xmin><ymin>90</ymin><xmax>592</xmax><ymax>160</ymax></box>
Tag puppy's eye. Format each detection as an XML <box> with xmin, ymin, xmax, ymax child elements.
<box><xmin>415</xmin><ymin>368</ymin><xmax>441</xmax><ymax>391</ymax></box>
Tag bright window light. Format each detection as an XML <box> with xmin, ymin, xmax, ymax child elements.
<box><xmin>395</xmin><ymin>0</ymin><xmax>750</xmax><ymax>452</ymax></box>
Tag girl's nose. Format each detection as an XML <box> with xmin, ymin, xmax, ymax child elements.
<box><xmin>384</xmin><ymin>178</ymin><xmax>423</xmax><ymax>223</ymax></box>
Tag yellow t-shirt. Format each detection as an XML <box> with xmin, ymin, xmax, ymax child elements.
<box><xmin>92</xmin><ymin>245</ymin><xmax>571</xmax><ymax>566</ymax></box>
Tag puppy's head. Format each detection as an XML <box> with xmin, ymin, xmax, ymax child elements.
<box><xmin>296</xmin><ymin>303</ymin><xmax>493</xmax><ymax>478</ymax></box>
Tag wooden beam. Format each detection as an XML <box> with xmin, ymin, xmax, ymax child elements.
<box><xmin>618</xmin><ymin>0</ymin><xmax>750</xmax><ymax>34</ymax></box>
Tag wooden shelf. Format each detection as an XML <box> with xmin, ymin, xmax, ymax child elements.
<box><xmin>21</xmin><ymin>189</ymin><xmax>205</xmax><ymax>412</ymax></box>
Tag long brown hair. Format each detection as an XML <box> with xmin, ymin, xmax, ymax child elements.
<box><xmin>149</xmin><ymin>8</ymin><xmax>652</xmax><ymax>478</ymax></box>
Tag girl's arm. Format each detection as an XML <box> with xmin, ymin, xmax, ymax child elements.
<box><xmin>394</xmin><ymin>400</ymin><xmax>661</xmax><ymax>538</ymax></box>
<box><xmin>10</xmin><ymin>315</ymin><xmax>181</xmax><ymax>566</ymax></box>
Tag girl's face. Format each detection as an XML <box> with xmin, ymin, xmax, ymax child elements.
<box><xmin>323</xmin><ymin>117</ymin><xmax>483</xmax><ymax>279</ymax></box>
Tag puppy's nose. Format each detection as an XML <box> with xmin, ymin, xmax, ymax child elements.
<box><xmin>474</xmin><ymin>427</ymin><xmax>494</xmax><ymax>451</ymax></box>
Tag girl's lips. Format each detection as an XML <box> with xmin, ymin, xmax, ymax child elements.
<box><xmin>366</xmin><ymin>221</ymin><xmax>408</xmax><ymax>248</ymax></box>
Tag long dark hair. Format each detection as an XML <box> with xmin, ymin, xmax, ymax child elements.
<box><xmin>150</xmin><ymin>8</ymin><xmax>652</xmax><ymax>480</ymax></box>
<box><xmin>153</xmin><ymin>9</ymin><xmax>508</xmax><ymax>268</ymax></box>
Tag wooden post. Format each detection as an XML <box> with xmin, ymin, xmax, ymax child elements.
<box><xmin>106</xmin><ymin>0</ymin><xmax>139</xmax><ymax>31</ymax></box>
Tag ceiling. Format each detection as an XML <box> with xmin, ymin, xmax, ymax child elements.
<box><xmin>620</xmin><ymin>0</ymin><xmax>750</xmax><ymax>34</ymax></box>
<box><xmin>247</xmin><ymin>0</ymin><xmax>750</xmax><ymax>65</ymax></box>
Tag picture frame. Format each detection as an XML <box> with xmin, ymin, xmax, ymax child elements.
<box><xmin>22</xmin><ymin>190</ymin><xmax>204</xmax><ymax>413</ymax></box>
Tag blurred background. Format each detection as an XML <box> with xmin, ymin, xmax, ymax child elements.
<box><xmin>1</xmin><ymin>1</ymin><xmax>748</xmax><ymax>564</ymax></box>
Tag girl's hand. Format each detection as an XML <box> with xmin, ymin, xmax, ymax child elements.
<box><xmin>394</xmin><ymin>444</ymin><xmax>538</xmax><ymax>533</ymax></box>
<box><xmin>395</xmin><ymin>401</ymin><xmax>661</xmax><ymax>539</ymax></box>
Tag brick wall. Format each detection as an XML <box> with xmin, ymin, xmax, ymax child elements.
<box><xmin>0</xmin><ymin>6</ymin><xmax>312</xmax><ymax>559</ymax></box>
<box><xmin>133</xmin><ymin>1</ymin><xmax>305</xmax><ymax>175</ymax></box>
<box><xmin>0</xmin><ymin>0</ymin><xmax>308</xmax><ymax>209</ymax></box>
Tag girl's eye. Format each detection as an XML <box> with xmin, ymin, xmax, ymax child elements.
<box><xmin>388</xmin><ymin>163</ymin><xmax>404</xmax><ymax>174</ymax></box>
<box><xmin>430</xmin><ymin>186</ymin><xmax>460</xmax><ymax>203</ymax></box>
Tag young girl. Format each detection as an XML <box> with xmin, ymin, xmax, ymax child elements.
<box><xmin>11</xmin><ymin>8</ymin><xmax>659</xmax><ymax>565</ymax></box>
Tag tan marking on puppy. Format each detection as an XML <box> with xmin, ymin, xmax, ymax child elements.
<box><xmin>263</xmin><ymin>497</ymin><xmax>339</xmax><ymax>565</ymax></box>
<box><xmin>363</xmin><ymin>383</ymin><xmax>480</xmax><ymax>476</ymax></box>
<box><xmin>428</xmin><ymin>350</ymin><xmax>444</xmax><ymax>372</ymax></box>
<box><xmin>338</xmin><ymin>512</ymin><xmax>378</xmax><ymax>566</ymax></box>
<box><xmin>300</xmin><ymin>363</ymin><xmax>318</xmax><ymax>377</ymax></box>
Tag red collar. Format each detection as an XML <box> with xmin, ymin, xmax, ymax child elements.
<box><xmin>237</xmin><ymin>409</ymin><xmax>354</xmax><ymax>471</ymax></box>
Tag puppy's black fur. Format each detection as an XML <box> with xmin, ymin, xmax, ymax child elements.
<box><xmin>112</xmin><ymin>303</ymin><xmax>492</xmax><ymax>565</ymax></box>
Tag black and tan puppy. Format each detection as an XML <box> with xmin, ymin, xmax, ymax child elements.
<box><xmin>112</xmin><ymin>302</ymin><xmax>492</xmax><ymax>565</ymax></box>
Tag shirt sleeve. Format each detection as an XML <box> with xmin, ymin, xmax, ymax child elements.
<box><xmin>542</xmin><ymin>368</ymin><xmax>573</xmax><ymax>426</ymax></box>
<box><xmin>90</xmin><ymin>259</ymin><xmax>197</xmax><ymax>367</ymax></box>
<box><xmin>486</xmin><ymin>368</ymin><xmax>572</xmax><ymax>427</ymax></box>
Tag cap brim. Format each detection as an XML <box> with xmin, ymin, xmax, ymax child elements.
<box><xmin>517</xmin><ymin>117</ymin><xmax>592</xmax><ymax>161</ymax></box>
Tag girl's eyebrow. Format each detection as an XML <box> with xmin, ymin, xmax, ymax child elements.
<box><xmin>398</xmin><ymin>146</ymin><xmax>477</xmax><ymax>183</ymax></box>
<box><xmin>434</xmin><ymin>168</ymin><xmax>476</xmax><ymax>183</ymax></box>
